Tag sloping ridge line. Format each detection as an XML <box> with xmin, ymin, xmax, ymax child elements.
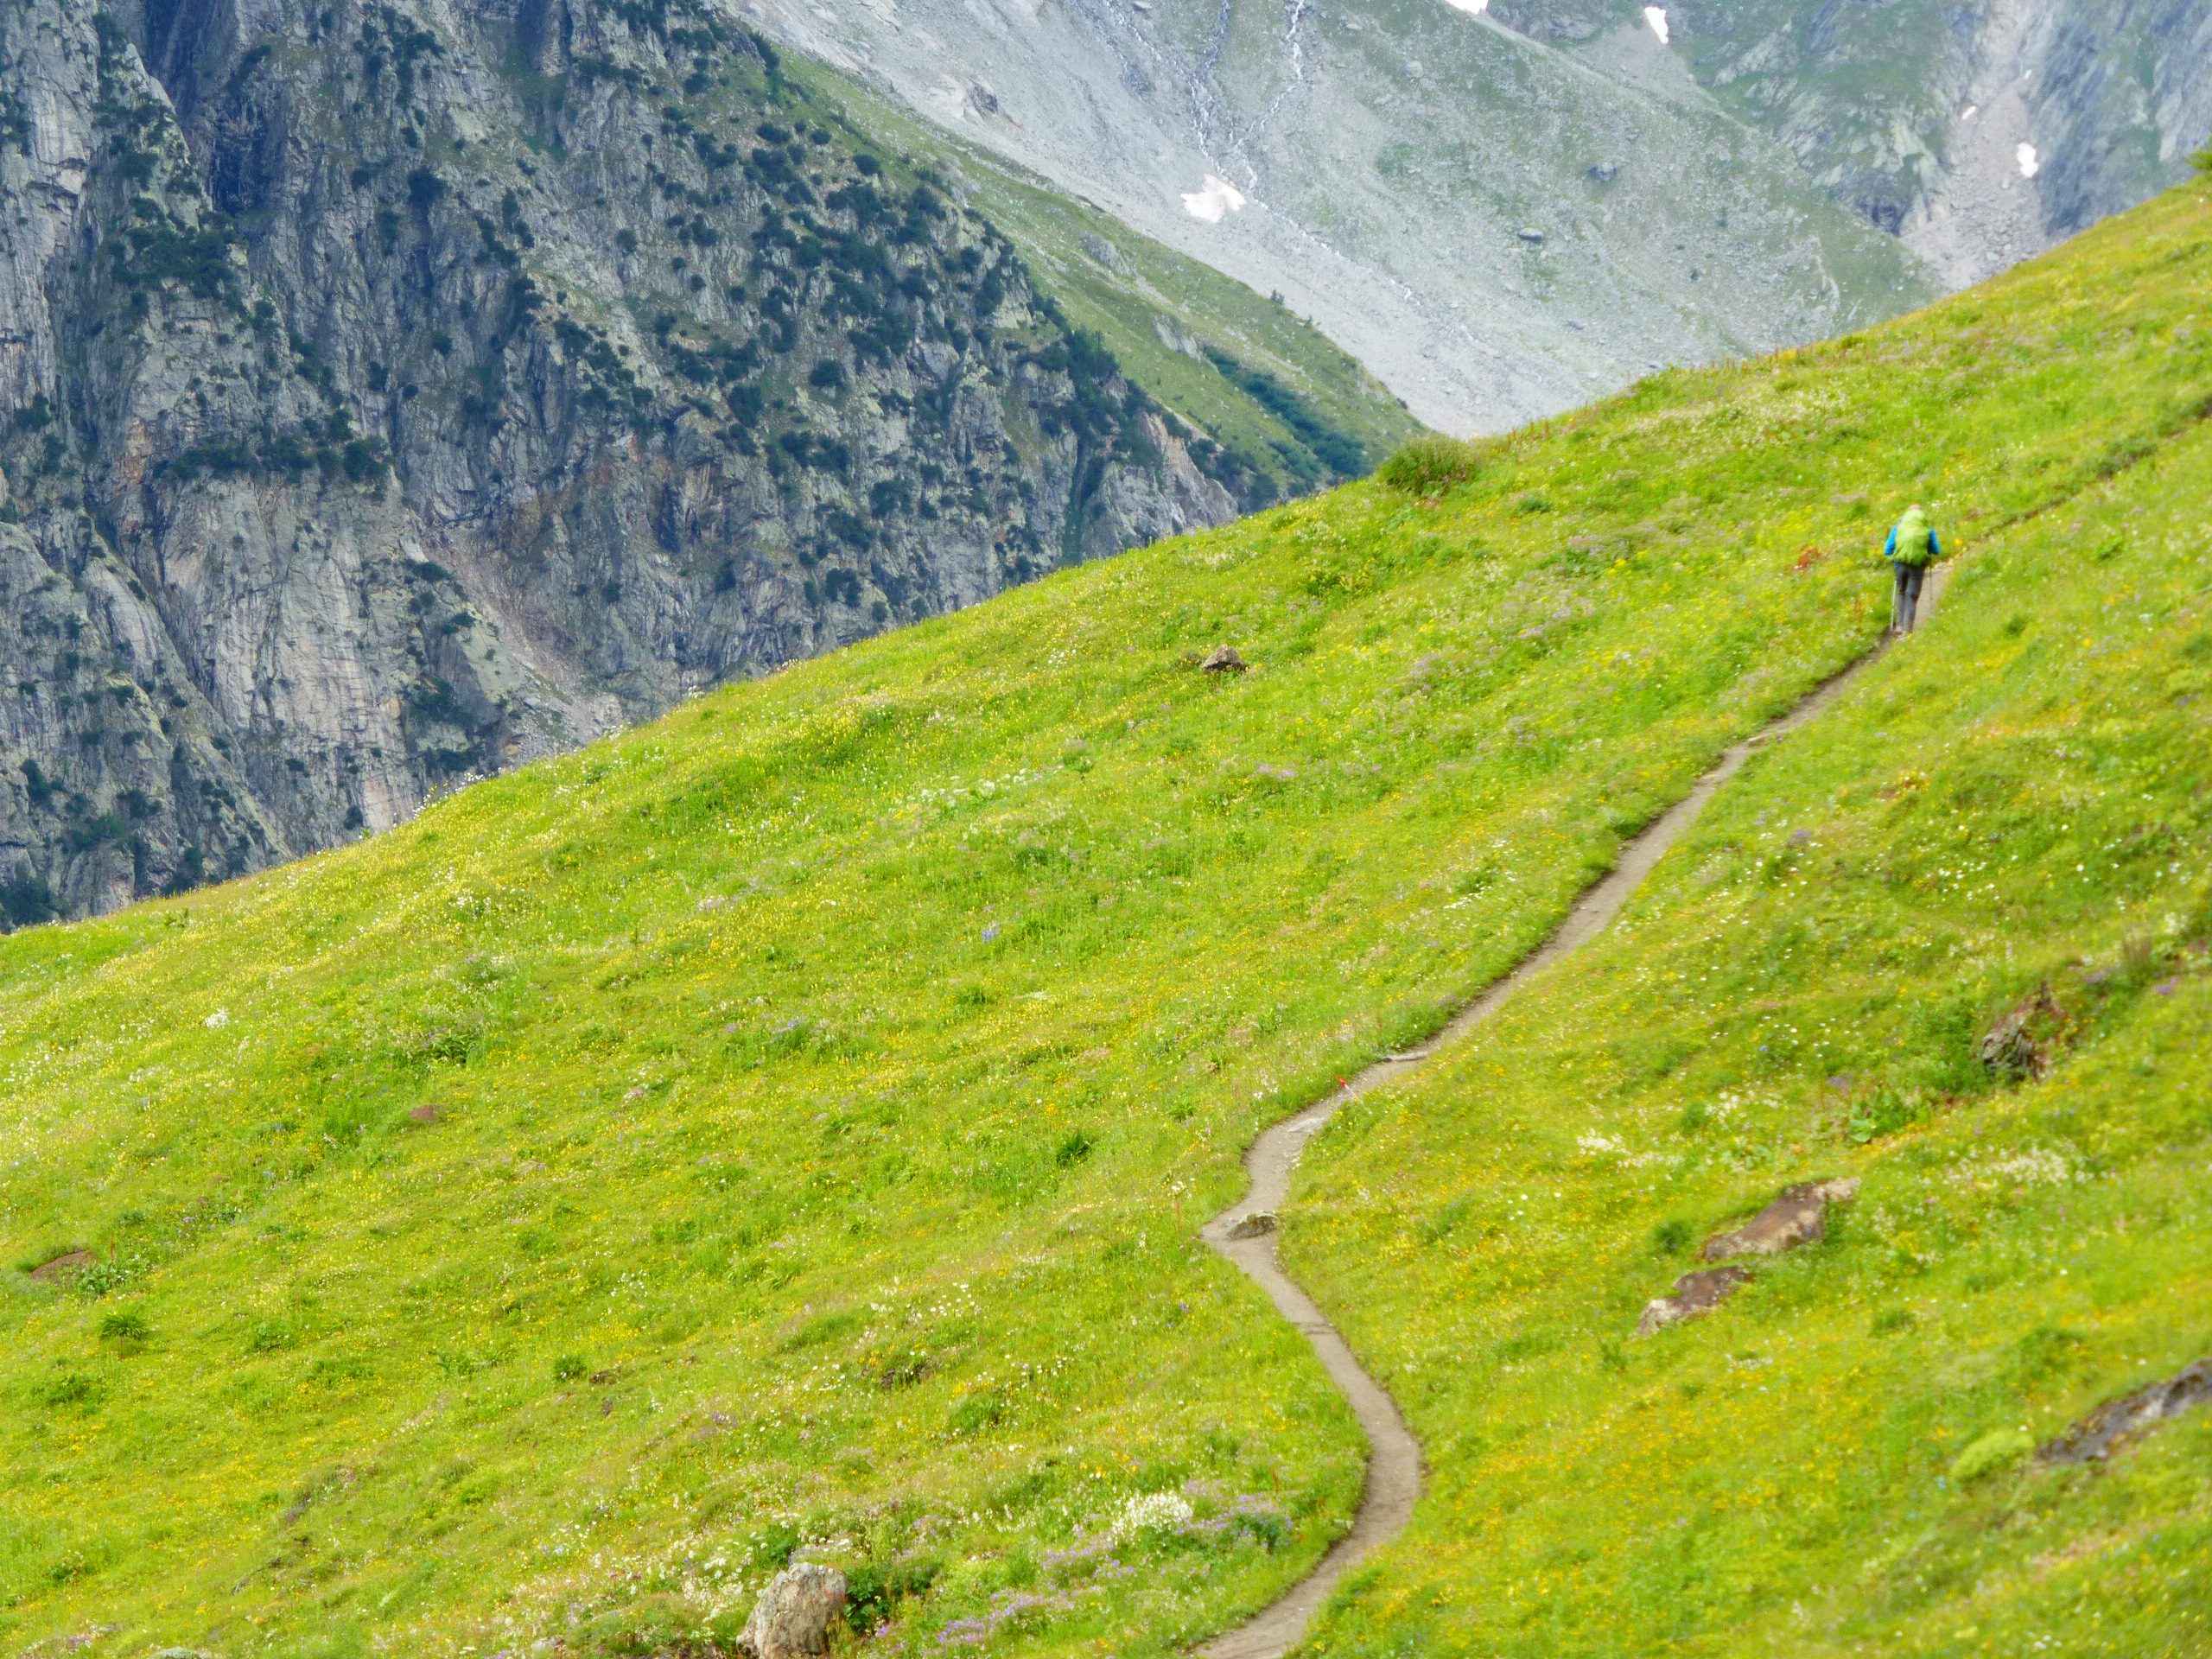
<box><xmin>1195</xmin><ymin>569</ymin><xmax>1954</xmax><ymax>1659</ymax></box>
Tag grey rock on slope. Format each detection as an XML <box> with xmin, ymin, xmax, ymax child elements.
<box><xmin>0</xmin><ymin>0</ymin><xmax>1270</xmax><ymax>920</ymax></box>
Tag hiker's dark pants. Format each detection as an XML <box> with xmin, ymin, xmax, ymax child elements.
<box><xmin>1891</xmin><ymin>561</ymin><xmax>1926</xmax><ymax>633</ymax></box>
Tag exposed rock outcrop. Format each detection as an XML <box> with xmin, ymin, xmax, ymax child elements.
<box><xmin>1637</xmin><ymin>1176</ymin><xmax>1860</xmax><ymax>1335</ymax></box>
<box><xmin>1700</xmin><ymin>1177</ymin><xmax>1859</xmax><ymax>1262</ymax></box>
<box><xmin>1635</xmin><ymin>1264</ymin><xmax>1751</xmax><ymax>1338</ymax></box>
<box><xmin>2038</xmin><ymin>1359</ymin><xmax>2212</xmax><ymax>1465</ymax></box>
<box><xmin>739</xmin><ymin>1564</ymin><xmax>847</xmax><ymax>1659</ymax></box>
<box><xmin>0</xmin><ymin>0</ymin><xmax>1259</xmax><ymax>920</ymax></box>
<box><xmin>742</xmin><ymin>0</ymin><xmax>1941</xmax><ymax>436</ymax></box>
<box><xmin>1643</xmin><ymin>0</ymin><xmax>2212</xmax><ymax>284</ymax></box>
<box><xmin>1980</xmin><ymin>986</ymin><xmax>2066</xmax><ymax>1079</ymax></box>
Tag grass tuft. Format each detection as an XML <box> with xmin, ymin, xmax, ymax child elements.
<box><xmin>1377</xmin><ymin>431</ymin><xmax>1487</xmax><ymax>494</ymax></box>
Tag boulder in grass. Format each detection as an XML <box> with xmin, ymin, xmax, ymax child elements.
<box><xmin>1635</xmin><ymin>1265</ymin><xmax>1751</xmax><ymax>1338</ymax></box>
<box><xmin>29</xmin><ymin>1249</ymin><xmax>92</xmax><ymax>1285</ymax></box>
<box><xmin>739</xmin><ymin>1564</ymin><xmax>847</xmax><ymax>1658</ymax></box>
<box><xmin>1979</xmin><ymin>985</ymin><xmax>2064</xmax><ymax>1078</ymax></box>
<box><xmin>1700</xmin><ymin>1178</ymin><xmax>1859</xmax><ymax>1262</ymax></box>
<box><xmin>1199</xmin><ymin>645</ymin><xmax>1247</xmax><ymax>673</ymax></box>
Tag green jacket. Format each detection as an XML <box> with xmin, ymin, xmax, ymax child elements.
<box><xmin>1885</xmin><ymin>506</ymin><xmax>1939</xmax><ymax>568</ymax></box>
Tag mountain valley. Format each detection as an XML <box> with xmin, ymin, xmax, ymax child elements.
<box><xmin>0</xmin><ymin>0</ymin><xmax>1413</xmax><ymax>922</ymax></box>
<box><xmin>2</xmin><ymin>168</ymin><xmax>2207</xmax><ymax>1657</ymax></box>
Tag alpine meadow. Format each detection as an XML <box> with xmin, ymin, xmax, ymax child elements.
<box><xmin>4</xmin><ymin>172</ymin><xmax>2212</xmax><ymax>1659</ymax></box>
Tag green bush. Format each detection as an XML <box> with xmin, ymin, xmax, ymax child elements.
<box><xmin>1378</xmin><ymin>432</ymin><xmax>1486</xmax><ymax>494</ymax></box>
<box><xmin>845</xmin><ymin>1558</ymin><xmax>940</xmax><ymax>1633</ymax></box>
<box><xmin>40</xmin><ymin>1372</ymin><xmax>102</xmax><ymax>1409</ymax></box>
<box><xmin>1949</xmin><ymin>1427</ymin><xmax>2036</xmax><ymax>1484</ymax></box>
<box><xmin>0</xmin><ymin>874</ymin><xmax>56</xmax><ymax>929</ymax></box>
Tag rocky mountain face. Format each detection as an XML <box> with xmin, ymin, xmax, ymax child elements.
<box><xmin>738</xmin><ymin>0</ymin><xmax>2212</xmax><ymax>429</ymax></box>
<box><xmin>7</xmin><ymin>0</ymin><xmax>2197</xmax><ymax>926</ymax></box>
<box><xmin>0</xmin><ymin>0</ymin><xmax>1368</xmax><ymax>923</ymax></box>
<box><xmin>738</xmin><ymin>0</ymin><xmax>1939</xmax><ymax>438</ymax></box>
<box><xmin>1587</xmin><ymin>0</ymin><xmax>2212</xmax><ymax>287</ymax></box>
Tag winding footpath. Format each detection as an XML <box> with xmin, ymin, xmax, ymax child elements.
<box><xmin>1197</xmin><ymin>572</ymin><xmax>1951</xmax><ymax>1658</ymax></box>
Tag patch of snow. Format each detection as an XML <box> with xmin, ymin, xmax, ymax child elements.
<box><xmin>1180</xmin><ymin>175</ymin><xmax>1248</xmax><ymax>224</ymax></box>
<box><xmin>1643</xmin><ymin>6</ymin><xmax>1670</xmax><ymax>44</ymax></box>
<box><xmin>1961</xmin><ymin>104</ymin><xmax>1979</xmax><ymax>121</ymax></box>
<box><xmin>1439</xmin><ymin>0</ymin><xmax>1489</xmax><ymax>15</ymax></box>
<box><xmin>2016</xmin><ymin>143</ymin><xmax>2040</xmax><ymax>179</ymax></box>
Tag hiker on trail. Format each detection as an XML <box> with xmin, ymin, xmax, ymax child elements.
<box><xmin>1884</xmin><ymin>503</ymin><xmax>1941</xmax><ymax>634</ymax></box>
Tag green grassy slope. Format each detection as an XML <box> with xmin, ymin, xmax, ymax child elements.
<box><xmin>1</xmin><ymin>180</ymin><xmax>2208</xmax><ymax>1656</ymax></box>
<box><xmin>787</xmin><ymin>56</ymin><xmax>1422</xmax><ymax>500</ymax></box>
<box><xmin>1296</xmin><ymin>429</ymin><xmax>2212</xmax><ymax>1658</ymax></box>
<box><xmin>1287</xmin><ymin>238</ymin><xmax>2212</xmax><ymax>1646</ymax></box>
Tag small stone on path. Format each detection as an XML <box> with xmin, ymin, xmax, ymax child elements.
<box><xmin>1226</xmin><ymin>1211</ymin><xmax>1279</xmax><ymax>1240</ymax></box>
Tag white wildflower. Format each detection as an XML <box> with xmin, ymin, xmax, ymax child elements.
<box><xmin>1947</xmin><ymin>1147</ymin><xmax>2079</xmax><ymax>1189</ymax></box>
<box><xmin>1109</xmin><ymin>1491</ymin><xmax>1193</xmax><ymax>1541</ymax></box>
<box><xmin>1984</xmin><ymin>1147</ymin><xmax>2076</xmax><ymax>1185</ymax></box>
<box><xmin>1575</xmin><ymin>1128</ymin><xmax>1675</xmax><ymax>1170</ymax></box>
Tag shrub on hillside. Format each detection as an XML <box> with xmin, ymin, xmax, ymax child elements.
<box><xmin>1949</xmin><ymin>1427</ymin><xmax>2035</xmax><ymax>1484</ymax></box>
<box><xmin>1379</xmin><ymin>433</ymin><xmax>1485</xmax><ymax>494</ymax></box>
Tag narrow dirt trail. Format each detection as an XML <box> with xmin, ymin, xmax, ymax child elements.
<box><xmin>1197</xmin><ymin>573</ymin><xmax>1950</xmax><ymax>1659</ymax></box>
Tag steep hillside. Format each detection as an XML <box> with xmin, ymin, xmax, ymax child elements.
<box><xmin>0</xmin><ymin>0</ymin><xmax>1409</xmax><ymax>925</ymax></box>
<box><xmin>2</xmin><ymin>175</ymin><xmax>2209</xmax><ymax>1657</ymax></box>
<box><xmin>1290</xmin><ymin>329</ymin><xmax>2212</xmax><ymax>1650</ymax></box>
<box><xmin>776</xmin><ymin>54</ymin><xmax>1419</xmax><ymax>512</ymax></box>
